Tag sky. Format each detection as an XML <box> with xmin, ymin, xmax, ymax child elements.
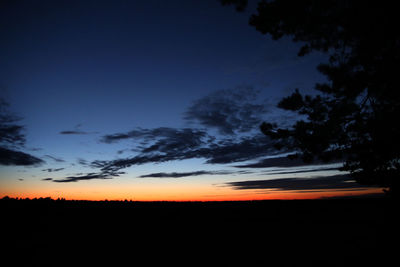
<box><xmin>0</xmin><ymin>0</ymin><xmax>383</xmax><ymax>201</ymax></box>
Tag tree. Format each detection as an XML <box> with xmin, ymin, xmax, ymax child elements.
<box><xmin>224</xmin><ymin>0</ymin><xmax>400</xmax><ymax>195</ymax></box>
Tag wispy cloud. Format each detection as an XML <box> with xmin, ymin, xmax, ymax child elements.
<box><xmin>0</xmin><ymin>147</ymin><xmax>44</xmax><ymax>166</ymax></box>
<box><xmin>63</xmin><ymin>88</ymin><xmax>284</xmax><ymax>182</ymax></box>
<box><xmin>184</xmin><ymin>86</ymin><xmax>268</xmax><ymax>135</ymax></box>
<box><xmin>59</xmin><ymin>124</ymin><xmax>98</xmax><ymax>135</ymax></box>
<box><xmin>44</xmin><ymin>155</ymin><xmax>65</xmax><ymax>163</ymax></box>
<box><xmin>52</xmin><ymin>173</ymin><xmax>111</xmax><ymax>183</ymax></box>
<box><xmin>233</xmin><ymin>156</ymin><xmax>340</xmax><ymax>168</ymax></box>
<box><xmin>138</xmin><ymin>170</ymin><xmax>234</xmax><ymax>178</ymax></box>
<box><xmin>101</xmin><ymin>127</ymin><xmax>209</xmax><ymax>146</ymax></box>
<box><xmin>76</xmin><ymin>158</ymin><xmax>88</xmax><ymax>166</ymax></box>
<box><xmin>261</xmin><ymin>166</ymin><xmax>339</xmax><ymax>176</ymax></box>
<box><xmin>226</xmin><ymin>174</ymin><xmax>367</xmax><ymax>191</ymax></box>
<box><xmin>0</xmin><ymin>99</ymin><xmax>44</xmax><ymax>166</ymax></box>
<box><xmin>50</xmin><ymin>170</ymin><xmax>125</xmax><ymax>183</ymax></box>
<box><xmin>42</xmin><ymin>168</ymin><xmax>65</xmax><ymax>172</ymax></box>
<box><xmin>93</xmin><ymin>131</ymin><xmax>275</xmax><ymax>174</ymax></box>
<box><xmin>59</xmin><ymin>130</ymin><xmax>91</xmax><ymax>135</ymax></box>
<box><xmin>58</xmin><ymin>89</ymin><xmax>304</xmax><ymax>182</ymax></box>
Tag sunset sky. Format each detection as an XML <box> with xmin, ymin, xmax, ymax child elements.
<box><xmin>0</xmin><ymin>0</ymin><xmax>383</xmax><ymax>201</ymax></box>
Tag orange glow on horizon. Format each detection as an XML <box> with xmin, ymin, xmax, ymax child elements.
<box><xmin>0</xmin><ymin>187</ymin><xmax>384</xmax><ymax>201</ymax></box>
<box><xmin>0</xmin><ymin>173</ymin><xmax>385</xmax><ymax>202</ymax></box>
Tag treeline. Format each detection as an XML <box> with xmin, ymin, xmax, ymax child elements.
<box><xmin>0</xmin><ymin>195</ymin><xmax>136</xmax><ymax>202</ymax></box>
<box><xmin>1</xmin><ymin>196</ymin><xmax>65</xmax><ymax>201</ymax></box>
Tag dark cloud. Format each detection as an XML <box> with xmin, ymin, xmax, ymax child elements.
<box><xmin>52</xmin><ymin>173</ymin><xmax>112</xmax><ymax>183</ymax></box>
<box><xmin>262</xmin><ymin>166</ymin><xmax>339</xmax><ymax>176</ymax></box>
<box><xmin>92</xmin><ymin>132</ymin><xmax>275</xmax><ymax>174</ymax></box>
<box><xmin>82</xmin><ymin>87</ymin><xmax>292</xmax><ymax>182</ymax></box>
<box><xmin>0</xmin><ymin>147</ymin><xmax>44</xmax><ymax>166</ymax></box>
<box><xmin>41</xmin><ymin>178</ymin><xmax>53</xmax><ymax>181</ymax></box>
<box><xmin>234</xmin><ymin>156</ymin><xmax>339</xmax><ymax>168</ymax></box>
<box><xmin>50</xmin><ymin>169</ymin><xmax>126</xmax><ymax>183</ymax></box>
<box><xmin>100</xmin><ymin>132</ymin><xmax>138</xmax><ymax>143</ymax></box>
<box><xmin>0</xmin><ymin>99</ymin><xmax>25</xmax><ymax>147</ymax></box>
<box><xmin>139</xmin><ymin>128</ymin><xmax>209</xmax><ymax>154</ymax></box>
<box><xmin>226</xmin><ymin>174</ymin><xmax>368</xmax><ymax>191</ymax></box>
<box><xmin>139</xmin><ymin>170</ymin><xmax>234</xmax><ymax>178</ymax></box>
<box><xmin>29</xmin><ymin>147</ymin><xmax>43</xmax><ymax>151</ymax></box>
<box><xmin>42</xmin><ymin>168</ymin><xmax>65</xmax><ymax>172</ymax></box>
<box><xmin>91</xmin><ymin>155</ymin><xmax>180</xmax><ymax>173</ymax></box>
<box><xmin>59</xmin><ymin>124</ymin><xmax>98</xmax><ymax>135</ymax></box>
<box><xmin>77</xmin><ymin>158</ymin><xmax>88</xmax><ymax>166</ymax></box>
<box><xmin>0</xmin><ymin>99</ymin><xmax>44</xmax><ymax>166</ymax></box>
<box><xmin>88</xmin><ymin>88</ymin><xmax>280</xmax><ymax>180</ymax></box>
<box><xmin>59</xmin><ymin>130</ymin><xmax>91</xmax><ymax>135</ymax></box>
<box><xmin>184</xmin><ymin>86</ymin><xmax>268</xmax><ymax>135</ymax></box>
<box><xmin>44</xmin><ymin>155</ymin><xmax>65</xmax><ymax>163</ymax></box>
<box><xmin>101</xmin><ymin>127</ymin><xmax>209</xmax><ymax>145</ymax></box>
<box><xmin>96</xmin><ymin>127</ymin><xmax>213</xmax><ymax>172</ymax></box>
<box><xmin>202</xmin><ymin>135</ymin><xmax>277</xmax><ymax>164</ymax></box>
<box><xmin>0</xmin><ymin>124</ymin><xmax>25</xmax><ymax>147</ymax></box>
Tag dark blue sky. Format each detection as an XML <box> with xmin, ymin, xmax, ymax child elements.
<box><xmin>1</xmin><ymin>0</ymin><xmax>325</xmax><ymax>139</ymax></box>
<box><xmin>2</xmin><ymin>0</ymin><xmax>373</xmax><ymax>200</ymax></box>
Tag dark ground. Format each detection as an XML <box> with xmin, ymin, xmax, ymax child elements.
<box><xmin>1</xmin><ymin>197</ymin><xmax>397</xmax><ymax>266</ymax></box>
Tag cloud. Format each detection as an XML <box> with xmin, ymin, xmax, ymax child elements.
<box><xmin>77</xmin><ymin>158</ymin><xmax>88</xmax><ymax>166</ymax></box>
<box><xmin>59</xmin><ymin>130</ymin><xmax>98</xmax><ymax>135</ymax></box>
<box><xmin>59</xmin><ymin>124</ymin><xmax>98</xmax><ymax>135</ymax></box>
<box><xmin>0</xmin><ymin>124</ymin><xmax>25</xmax><ymax>147</ymax></box>
<box><xmin>76</xmin><ymin>88</ymin><xmax>293</xmax><ymax>182</ymax></box>
<box><xmin>101</xmin><ymin>127</ymin><xmax>209</xmax><ymax>145</ymax></box>
<box><xmin>184</xmin><ymin>86</ymin><xmax>268</xmax><ymax>135</ymax></box>
<box><xmin>51</xmin><ymin>172</ymin><xmax>113</xmax><ymax>183</ymax></box>
<box><xmin>202</xmin><ymin>135</ymin><xmax>277</xmax><ymax>164</ymax></box>
<box><xmin>42</xmin><ymin>168</ymin><xmax>65</xmax><ymax>172</ymax></box>
<box><xmin>87</xmin><ymin>88</ymin><xmax>280</xmax><ymax>180</ymax></box>
<box><xmin>0</xmin><ymin>147</ymin><xmax>44</xmax><ymax>166</ymax></box>
<box><xmin>234</xmin><ymin>156</ymin><xmax>340</xmax><ymax>168</ymax></box>
<box><xmin>49</xmin><ymin>168</ymin><xmax>126</xmax><ymax>182</ymax></box>
<box><xmin>100</xmin><ymin>132</ymin><xmax>140</xmax><ymax>143</ymax></box>
<box><xmin>262</xmin><ymin>166</ymin><xmax>339</xmax><ymax>176</ymax></box>
<box><xmin>96</xmin><ymin>127</ymin><xmax>213</xmax><ymax>171</ymax></box>
<box><xmin>0</xmin><ymin>99</ymin><xmax>44</xmax><ymax>166</ymax></box>
<box><xmin>226</xmin><ymin>174</ymin><xmax>368</xmax><ymax>191</ymax></box>
<box><xmin>29</xmin><ymin>147</ymin><xmax>43</xmax><ymax>151</ymax></box>
<box><xmin>0</xmin><ymin>99</ymin><xmax>25</xmax><ymax>147</ymax></box>
<box><xmin>138</xmin><ymin>170</ymin><xmax>234</xmax><ymax>178</ymax></box>
<box><xmin>59</xmin><ymin>130</ymin><xmax>90</xmax><ymax>135</ymax></box>
<box><xmin>44</xmin><ymin>155</ymin><xmax>65</xmax><ymax>163</ymax></box>
<box><xmin>93</xmin><ymin>132</ymin><xmax>275</xmax><ymax>174</ymax></box>
<box><xmin>41</xmin><ymin>178</ymin><xmax>53</xmax><ymax>181</ymax></box>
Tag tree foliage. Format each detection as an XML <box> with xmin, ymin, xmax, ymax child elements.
<box><xmin>228</xmin><ymin>0</ymin><xmax>400</xmax><ymax>193</ymax></box>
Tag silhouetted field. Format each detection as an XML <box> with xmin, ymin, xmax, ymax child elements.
<box><xmin>1</xmin><ymin>197</ymin><xmax>396</xmax><ymax>266</ymax></box>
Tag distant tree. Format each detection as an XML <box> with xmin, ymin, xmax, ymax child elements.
<box><xmin>0</xmin><ymin>98</ymin><xmax>43</xmax><ymax>166</ymax></box>
<box><xmin>223</xmin><ymin>0</ymin><xmax>400</xmax><ymax>195</ymax></box>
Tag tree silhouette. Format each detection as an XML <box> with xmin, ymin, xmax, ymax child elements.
<box><xmin>223</xmin><ymin>0</ymin><xmax>400</xmax><ymax>195</ymax></box>
<box><xmin>0</xmin><ymin>98</ymin><xmax>43</xmax><ymax>166</ymax></box>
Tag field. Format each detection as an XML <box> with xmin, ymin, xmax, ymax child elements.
<box><xmin>1</xmin><ymin>198</ymin><xmax>396</xmax><ymax>266</ymax></box>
